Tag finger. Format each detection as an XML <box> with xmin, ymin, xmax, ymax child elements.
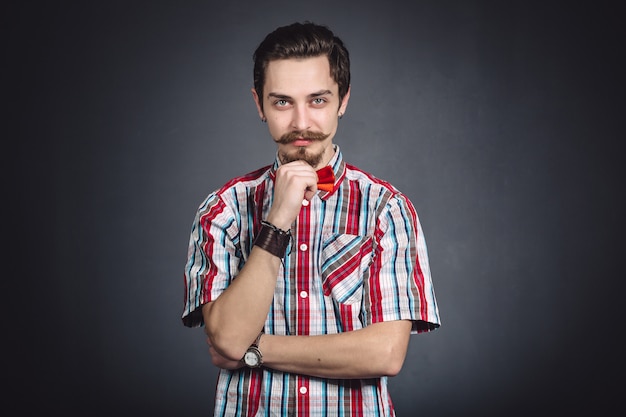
<box><xmin>278</xmin><ymin>161</ymin><xmax>317</xmax><ymax>175</ymax></box>
<box><xmin>304</xmin><ymin>186</ymin><xmax>317</xmax><ymax>201</ymax></box>
<box><xmin>277</xmin><ymin>169</ymin><xmax>318</xmax><ymax>193</ymax></box>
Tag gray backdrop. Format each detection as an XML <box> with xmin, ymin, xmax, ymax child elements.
<box><xmin>8</xmin><ymin>1</ymin><xmax>624</xmax><ymax>416</ymax></box>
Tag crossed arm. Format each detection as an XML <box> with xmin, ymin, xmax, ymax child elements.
<box><xmin>202</xmin><ymin>246</ymin><xmax>412</xmax><ymax>379</ymax></box>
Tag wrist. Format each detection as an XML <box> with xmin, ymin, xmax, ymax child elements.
<box><xmin>264</xmin><ymin>214</ymin><xmax>291</xmax><ymax>232</ymax></box>
<box><xmin>253</xmin><ymin>220</ymin><xmax>291</xmax><ymax>258</ymax></box>
<box><xmin>242</xmin><ymin>332</ymin><xmax>264</xmax><ymax>368</ymax></box>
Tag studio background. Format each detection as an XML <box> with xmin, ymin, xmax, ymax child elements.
<box><xmin>8</xmin><ymin>1</ymin><xmax>624</xmax><ymax>416</ymax></box>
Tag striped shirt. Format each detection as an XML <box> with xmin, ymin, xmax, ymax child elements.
<box><xmin>183</xmin><ymin>146</ymin><xmax>440</xmax><ymax>416</ymax></box>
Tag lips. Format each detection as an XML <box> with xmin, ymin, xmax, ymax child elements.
<box><xmin>292</xmin><ymin>139</ymin><xmax>313</xmax><ymax>146</ymax></box>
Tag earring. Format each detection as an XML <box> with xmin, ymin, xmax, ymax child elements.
<box><xmin>338</xmin><ymin>113</ymin><xmax>343</xmax><ymax>119</ymax></box>
<box><xmin>261</xmin><ymin>117</ymin><xmax>267</xmax><ymax>123</ymax></box>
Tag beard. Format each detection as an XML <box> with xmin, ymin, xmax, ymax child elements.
<box><xmin>276</xmin><ymin>130</ymin><xmax>330</xmax><ymax>167</ymax></box>
<box><xmin>279</xmin><ymin>147</ymin><xmax>324</xmax><ymax>167</ymax></box>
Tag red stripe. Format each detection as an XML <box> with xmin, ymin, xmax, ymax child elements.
<box><xmin>340</xmin><ymin>304</ymin><xmax>353</xmax><ymax>331</ymax></box>
<box><xmin>295</xmin><ymin>202</ymin><xmax>310</xmax><ymax>417</ymax></box>
<box><xmin>199</xmin><ymin>199</ymin><xmax>227</xmax><ymax>303</ymax></box>
<box><xmin>247</xmin><ymin>369</ymin><xmax>263</xmax><ymax>416</ymax></box>
<box><xmin>369</xmin><ymin>225</ymin><xmax>386</xmax><ymax>323</ymax></box>
<box><xmin>345</xmin><ymin>180</ymin><xmax>361</xmax><ymax>235</ymax></box>
<box><xmin>350</xmin><ymin>379</ymin><xmax>362</xmax><ymax>416</ymax></box>
<box><xmin>297</xmin><ymin>376</ymin><xmax>310</xmax><ymax>416</ymax></box>
<box><xmin>253</xmin><ymin>182</ymin><xmax>266</xmax><ymax>231</ymax></box>
<box><xmin>297</xmin><ymin>206</ymin><xmax>310</xmax><ymax>336</ymax></box>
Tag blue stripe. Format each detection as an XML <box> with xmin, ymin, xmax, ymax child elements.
<box><xmin>386</xmin><ymin>208</ymin><xmax>401</xmax><ymax>314</ymax></box>
<box><xmin>319</xmin><ymin>199</ymin><xmax>329</xmax><ymax>335</ymax></box>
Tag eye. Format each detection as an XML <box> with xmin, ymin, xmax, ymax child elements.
<box><xmin>311</xmin><ymin>97</ymin><xmax>327</xmax><ymax>106</ymax></box>
<box><xmin>274</xmin><ymin>99</ymin><xmax>290</xmax><ymax>107</ymax></box>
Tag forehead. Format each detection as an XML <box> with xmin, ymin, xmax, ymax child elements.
<box><xmin>264</xmin><ymin>55</ymin><xmax>337</xmax><ymax>97</ymax></box>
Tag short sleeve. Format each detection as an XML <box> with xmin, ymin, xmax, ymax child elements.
<box><xmin>181</xmin><ymin>194</ymin><xmax>241</xmax><ymax>328</ymax></box>
<box><xmin>364</xmin><ymin>193</ymin><xmax>440</xmax><ymax>333</ymax></box>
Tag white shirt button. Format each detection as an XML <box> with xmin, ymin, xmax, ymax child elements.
<box><xmin>302</xmin><ymin>199</ymin><xmax>309</xmax><ymax>207</ymax></box>
<box><xmin>299</xmin><ymin>243</ymin><xmax>308</xmax><ymax>251</ymax></box>
<box><xmin>299</xmin><ymin>386</ymin><xmax>307</xmax><ymax>395</ymax></box>
<box><xmin>300</xmin><ymin>291</ymin><xmax>308</xmax><ymax>299</ymax></box>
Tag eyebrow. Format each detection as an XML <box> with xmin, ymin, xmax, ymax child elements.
<box><xmin>267</xmin><ymin>90</ymin><xmax>334</xmax><ymax>100</ymax></box>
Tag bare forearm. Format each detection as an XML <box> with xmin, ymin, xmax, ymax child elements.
<box><xmin>203</xmin><ymin>246</ymin><xmax>281</xmax><ymax>360</ymax></box>
<box><xmin>260</xmin><ymin>320</ymin><xmax>412</xmax><ymax>379</ymax></box>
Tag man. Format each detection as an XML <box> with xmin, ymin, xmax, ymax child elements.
<box><xmin>182</xmin><ymin>22</ymin><xmax>440</xmax><ymax>416</ymax></box>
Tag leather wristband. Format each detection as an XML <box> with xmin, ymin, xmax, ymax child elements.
<box><xmin>253</xmin><ymin>221</ymin><xmax>291</xmax><ymax>258</ymax></box>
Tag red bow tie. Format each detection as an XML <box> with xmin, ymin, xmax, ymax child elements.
<box><xmin>316</xmin><ymin>166</ymin><xmax>335</xmax><ymax>192</ymax></box>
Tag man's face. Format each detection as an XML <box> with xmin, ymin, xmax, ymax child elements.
<box><xmin>252</xmin><ymin>55</ymin><xmax>350</xmax><ymax>169</ymax></box>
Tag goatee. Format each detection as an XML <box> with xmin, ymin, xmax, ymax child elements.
<box><xmin>279</xmin><ymin>147</ymin><xmax>324</xmax><ymax>167</ymax></box>
<box><xmin>276</xmin><ymin>130</ymin><xmax>329</xmax><ymax>167</ymax></box>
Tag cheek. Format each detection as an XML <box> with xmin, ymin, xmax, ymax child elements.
<box><xmin>267</xmin><ymin>111</ymin><xmax>289</xmax><ymax>126</ymax></box>
<box><xmin>266</xmin><ymin>120</ymin><xmax>286</xmax><ymax>140</ymax></box>
<box><xmin>320</xmin><ymin>113</ymin><xmax>339</xmax><ymax>132</ymax></box>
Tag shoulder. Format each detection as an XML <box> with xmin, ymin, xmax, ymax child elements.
<box><xmin>219</xmin><ymin>165</ymin><xmax>273</xmax><ymax>194</ymax></box>
<box><xmin>196</xmin><ymin>165</ymin><xmax>272</xmax><ymax>216</ymax></box>
<box><xmin>343</xmin><ymin>162</ymin><xmax>400</xmax><ymax>196</ymax></box>
<box><xmin>343</xmin><ymin>163</ymin><xmax>418</xmax><ymax>215</ymax></box>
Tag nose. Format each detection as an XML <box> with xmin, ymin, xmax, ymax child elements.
<box><xmin>291</xmin><ymin>104</ymin><xmax>310</xmax><ymax>131</ymax></box>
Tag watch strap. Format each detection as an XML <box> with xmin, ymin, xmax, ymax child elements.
<box><xmin>252</xmin><ymin>331</ymin><xmax>263</xmax><ymax>348</ymax></box>
<box><xmin>242</xmin><ymin>332</ymin><xmax>264</xmax><ymax>368</ymax></box>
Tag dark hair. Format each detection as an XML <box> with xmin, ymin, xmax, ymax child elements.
<box><xmin>253</xmin><ymin>22</ymin><xmax>351</xmax><ymax>109</ymax></box>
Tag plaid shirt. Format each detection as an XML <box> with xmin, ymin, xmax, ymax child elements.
<box><xmin>183</xmin><ymin>147</ymin><xmax>440</xmax><ymax>416</ymax></box>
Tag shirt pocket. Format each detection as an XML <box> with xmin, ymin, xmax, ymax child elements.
<box><xmin>320</xmin><ymin>234</ymin><xmax>374</xmax><ymax>305</ymax></box>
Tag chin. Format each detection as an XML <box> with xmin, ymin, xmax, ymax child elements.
<box><xmin>280</xmin><ymin>148</ymin><xmax>323</xmax><ymax>167</ymax></box>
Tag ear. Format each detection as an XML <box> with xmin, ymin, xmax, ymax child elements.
<box><xmin>338</xmin><ymin>85</ymin><xmax>351</xmax><ymax>117</ymax></box>
<box><xmin>251</xmin><ymin>88</ymin><xmax>265</xmax><ymax>120</ymax></box>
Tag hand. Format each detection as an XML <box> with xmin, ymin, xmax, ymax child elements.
<box><xmin>206</xmin><ymin>337</ymin><xmax>245</xmax><ymax>370</ymax></box>
<box><xmin>266</xmin><ymin>161</ymin><xmax>318</xmax><ymax>229</ymax></box>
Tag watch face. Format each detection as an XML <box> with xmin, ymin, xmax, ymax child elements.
<box><xmin>244</xmin><ymin>350</ymin><xmax>260</xmax><ymax>367</ymax></box>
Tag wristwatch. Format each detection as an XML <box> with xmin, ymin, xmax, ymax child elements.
<box><xmin>242</xmin><ymin>332</ymin><xmax>263</xmax><ymax>368</ymax></box>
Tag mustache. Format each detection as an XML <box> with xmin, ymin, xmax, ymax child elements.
<box><xmin>276</xmin><ymin>130</ymin><xmax>330</xmax><ymax>144</ymax></box>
